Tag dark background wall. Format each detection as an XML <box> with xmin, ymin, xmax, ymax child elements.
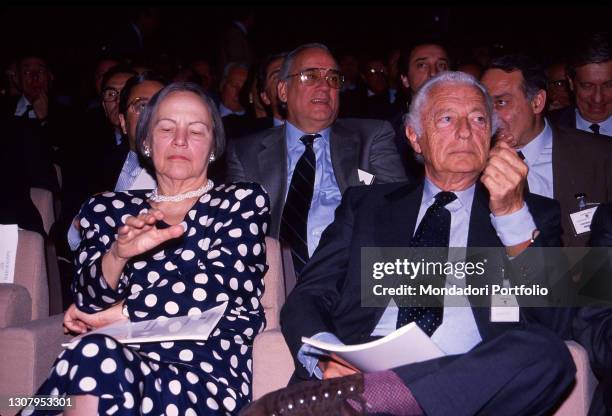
<box><xmin>0</xmin><ymin>5</ymin><xmax>609</xmax><ymax>96</ymax></box>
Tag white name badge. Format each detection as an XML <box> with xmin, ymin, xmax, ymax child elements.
<box><xmin>357</xmin><ymin>169</ymin><xmax>375</xmax><ymax>185</ymax></box>
<box><xmin>490</xmin><ymin>293</ymin><xmax>520</xmax><ymax>322</ymax></box>
<box><xmin>569</xmin><ymin>206</ymin><xmax>599</xmax><ymax>236</ymax></box>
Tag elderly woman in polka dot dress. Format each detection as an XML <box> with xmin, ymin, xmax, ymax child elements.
<box><xmin>26</xmin><ymin>82</ymin><xmax>271</xmax><ymax>416</ymax></box>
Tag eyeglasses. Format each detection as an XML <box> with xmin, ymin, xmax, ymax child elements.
<box><xmin>548</xmin><ymin>80</ymin><xmax>568</xmax><ymax>89</ymax></box>
<box><xmin>367</xmin><ymin>67</ymin><xmax>387</xmax><ymax>76</ymax></box>
<box><xmin>128</xmin><ymin>97</ymin><xmax>149</xmax><ymax>114</ymax></box>
<box><xmin>286</xmin><ymin>68</ymin><xmax>344</xmax><ymax>89</ymax></box>
<box><xmin>102</xmin><ymin>87</ymin><xmax>120</xmax><ymax>102</ymax></box>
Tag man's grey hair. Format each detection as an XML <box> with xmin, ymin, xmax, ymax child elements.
<box><xmin>278</xmin><ymin>43</ymin><xmax>334</xmax><ymax>81</ymax></box>
<box><xmin>404</xmin><ymin>71</ymin><xmax>499</xmax><ymax>137</ymax></box>
<box><xmin>221</xmin><ymin>62</ymin><xmax>249</xmax><ymax>82</ymax></box>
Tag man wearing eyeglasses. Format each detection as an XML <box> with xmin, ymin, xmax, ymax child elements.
<box><xmin>226</xmin><ymin>42</ymin><xmax>408</xmax><ymax>279</ymax></box>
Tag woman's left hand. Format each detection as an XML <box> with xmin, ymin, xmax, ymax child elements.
<box><xmin>63</xmin><ymin>302</ymin><xmax>128</xmax><ymax>335</ymax></box>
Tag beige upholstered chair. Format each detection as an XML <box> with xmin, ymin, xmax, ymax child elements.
<box><xmin>29</xmin><ymin>188</ymin><xmax>54</xmax><ymax>235</ymax></box>
<box><xmin>12</xmin><ymin>230</ymin><xmax>48</xmax><ymax>321</ymax></box>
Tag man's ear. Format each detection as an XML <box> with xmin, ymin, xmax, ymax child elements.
<box><xmin>406</xmin><ymin>125</ymin><xmax>422</xmax><ymax>154</ymax></box>
<box><xmin>260</xmin><ymin>90</ymin><xmax>271</xmax><ymax>106</ymax></box>
<box><xmin>119</xmin><ymin>113</ymin><xmax>128</xmax><ymax>135</ymax></box>
<box><xmin>400</xmin><ymin>74</ymin><xmax>410</xmax><ymax>89</ymax></box>
<box><xmin>531</xmin><ymin>89</ymin><xmax>547</xmax><ymax>115</ymax></box>
<box><xmin>568</xmin><ymin>76</ymin><xmax>575</xmax><ymax>92</ymax></box>
<box><xmin>277</xmin><ymin>80</ymin><xmax>288</xmax><ymax>104</ymax></box>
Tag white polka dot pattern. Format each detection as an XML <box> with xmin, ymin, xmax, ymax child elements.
<box><xmin>38</xmin><ymin>183</ymin><xmax>270</xmax><ymax>415</ymax></box>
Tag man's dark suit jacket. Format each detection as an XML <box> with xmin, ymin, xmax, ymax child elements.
<box><xmin>281</xmin><ymin>181</ymin><xmax>573</xmax><ymax>380</ymax></box>
<box><xmin>551</xmin><ymin>123</ymin><xmax>612</xmax><ymax>246</ymax></box>
<box><xmin>574</xmin><ymin>203</ymin><xmax>612</xmax><ymax>415</ymax></box>
<box><xmin>225</xmin><ymin>118</ymin><xmax>410</xmax><ymax>237</ymax></box>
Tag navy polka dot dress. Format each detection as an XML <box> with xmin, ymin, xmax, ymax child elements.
<box><xmin>27</xmin><ymin>182</ymin><xmax>270</xmax><ymax>416</ymax></box>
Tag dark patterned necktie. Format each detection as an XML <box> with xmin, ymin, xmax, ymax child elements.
<box><xmin>396</xmin><ymin>191</ymin><xmax>457</xmax><ymax>335</ymax></box>
<box><xmin>280</xmin><ymin>134</ymin><xmax>320</xmax><ymax>276</ymax></box>
<box><xmin>589</xmin><ymin>123</ymin><xmax>601</xmax><ymax>135</ymax></box>
<box><xmin>517</xmin><ymin>150</ymin><xmax>530</xmax><ymax>193</ymax></box>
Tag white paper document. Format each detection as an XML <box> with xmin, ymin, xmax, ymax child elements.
<box><xmin>302</xmin><ymin>322</ymin><xmax>445</xmax><ymax>372</ymax></box>
<box><xmin>0</xmin><ymin>224</ymin><xmax>19</xmax><ymax>284</ymax></box>
<box><xmin>63</xmin><ymin>302</ymin><xmax>228</xmax><ymax>348</ymax></box>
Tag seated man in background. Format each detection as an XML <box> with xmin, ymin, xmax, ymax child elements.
<box><xmin>227</xmin><ymin>43</ymin><xmax>409</xmax><ymax>279</ymax></box>
<box><xmin>243</xmin><ymin>72</ymin><xmax>575</xmax><ymax>416</ymax></box>
<box><xmin>549</xmin><ymin>32</ymin><xmax>611</xmax><ymax>137</ymax></box>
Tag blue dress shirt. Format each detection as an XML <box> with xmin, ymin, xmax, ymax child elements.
<box><xmin>285</xmin><ymin>121</ymin><xmax>342</xmax><ymax>257</ymax></box>
<box><xmin>518</xmin><ymin>120</ymin><xmax>554</xmax><ymax>199</ymax></box>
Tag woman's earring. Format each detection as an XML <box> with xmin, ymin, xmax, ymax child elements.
<box><xmin>209</xmin><ymin>152</ymin><xmax>216</xmax><ymax>162</ymax></box>
<box><xmin>143</xmin><ymin>146</ymin><xmax>151</xmax><ymax>157</ymax></box>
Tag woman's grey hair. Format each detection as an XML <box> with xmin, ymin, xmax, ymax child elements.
<box><xmin>136</xmin><ymin>82</ymin><xmax>225</xmax><ymax>160</ymax></box>
<box><xmin>278</xmin><ymin>43</ymin><xmax>333</xmax><ymax>81</ymax></box>
<box><xmin>404</xmin><ymin>71</ymin><xmax>499</xmax><ymax>137</ymax></box>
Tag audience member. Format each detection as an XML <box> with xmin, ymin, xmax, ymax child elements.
<box><xmin>391</xmin><ymin>41</ymin><xmax>451</xmax><ymax>179</ymax></box>
<box><xmin>549</xmin><ymin>32</ymin><xmax>611</xmax><ymax>136</ymax></box>
<box><xmin>362</xmin><ymin>56</ymin><xmax>397</xmax><ymax>119</ymax></box>
<box><xmin>29</xmin><ymin>82</ymin><xmax>270</xmax><ymax>416</ymax></box>
<box><xmin>481</xmin><ymin>54</ymin><xmax>612</xmax><ymax>246</ymax></box>
<box><xmin>226</xmin><ymin>43</ymin><xmax>409</xmax><ymax>278</ymax></box>
<box><xmin>220</xmin><ymin>9</ymin><xmax>255</xmax><ymax>69</ymax></box>
<box><xmin>219</xmin><ymin>62</ymin><xmax>249</xmax><ymax>118</ymax></box>
<box><xmin>338</xmin><ymin>52</ymin><xmax>367</xmax><ymax>118</ymax></box>
<box><xmin>243</xmin><ymin>71</ymin><xmax>575</xmax><ymax>416</ymax></box>
<box><xmin>546</xmin><ymin>62</ymin><xmax>572</xmax><ymax>112</ymax></box>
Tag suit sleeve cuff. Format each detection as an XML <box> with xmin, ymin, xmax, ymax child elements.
<box><xmin>297</xmin><ymin>332</ymin><xmax>344</xmax><ymax>380</ymax></box>
<box><xmin>489</xmin><ymin>203</ymin><xmax>537</xmax><ymax>246</ymax></box>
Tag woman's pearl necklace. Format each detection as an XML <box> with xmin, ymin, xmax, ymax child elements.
<box><xmin>149</xmin><ymin>180</ymin><xmax>214</xmax><ymax>203</ymax></box>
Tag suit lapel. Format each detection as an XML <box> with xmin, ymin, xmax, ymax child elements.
<box><xmin>257</xmin><ymin>126</ymin><xmax>288</xmax><ymax>208</ymax></box>
<box><xmin>330</xmin><ymin>122</ymin><xmax>361</xmax><ymax>192</ymax></box>
<box><xmin>384</xmin><ymin>183</ymin><xmax>423</xmax><ymax>245</ymax></box>
<box><xmin>467</xmin><ymin>184</ymin><xmax>500</xmax><ymax>247</ymax></box>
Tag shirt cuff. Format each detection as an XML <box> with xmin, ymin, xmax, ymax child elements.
<box><xmin>297</xmin><ymin>332</ymin><xmax>344</xmax><ymax>380</ymax></box>
<box><xmin>489</xmin><ymin>203</ymin><xmax>537</xmax><ymax>246</ymax></box>
<box><xmin>67</xmin><ymin>220</ymin><xmax>81</xmax><ymax>252</ymax></box>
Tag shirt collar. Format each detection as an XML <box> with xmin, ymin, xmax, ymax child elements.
<box><xmin>273</xmin><ymin>117</ymin><xmax>285</xmax><ymax>127</ymax></box>
<box><xmin>518</xmin><ymin>119</ymin><xmax>553</xmax><ymax>165</ymax></box>
<box><xmin>575</xmin><ymin>108</ymin><xmax>612</xmax><ymax>134</ymax></box>
<box><xmin>285</xmin><ymin>121</ymin><xmax>331</xmax><ymax>151</ymax></box>
<box><xmin>14</xmin><ymin>95</ymin><xmax>32</xmax><ymax>116</ymax></box>
<box><xmin>219</xmin><ymin>103</ymin><xmax>245</xmax><ymax>118</ymax></box>
<box><xmin>423</xmin><ymin>177</ymin><xmax>475</xmax><ymax>213</ymax></box>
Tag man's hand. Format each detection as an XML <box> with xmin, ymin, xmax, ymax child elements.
<box><xmin>63</xmin><ymin>302</ymin><xmax>127</xmax><ymax>335</ymax></box>
<box><xmin>481</xmin><ymin>141</ymin><xmax>528</xmax><ymax>217</ymax></box>
<box><xmin>318</xmin><ymin>353</ymin><xmax>360</xmax><ymax>379</ymax></box>
<box><xmin>32</xmin><ymin>91</ymin><xmax>48</xmax><ymax>120</ymax></box>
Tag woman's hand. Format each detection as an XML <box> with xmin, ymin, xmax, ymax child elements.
<box><xmin>63</xmin><ymin>303</ymin><xmax>128</xmax><ymax>335</ymax></box>
<box><xmin>114</xmin><ymin>208</ymin><xmax>185</xmax><ymax>261</ymax></box>
<box><xmin>101</xmin><ymin>209</ymin><xmax>185</xmax><ymax>289</ymax></box>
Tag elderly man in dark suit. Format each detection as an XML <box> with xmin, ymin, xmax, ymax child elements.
<box><xmin>482</xmin><ymin>54</ymin><xmax>612</xmax><ymax>247</ymax></box>
<box><xmin>226</xmin><ymin>43</ymin><xmax>408</xmax><ymax>277</ymax></box>
<box><xmin>548</xmin><ymin>32</ymin><xmax>611</xmax><ymax>137</ymax></box>
<box><xmin>242</xmin><ymin>72</ymin><xmax>575</xmax><ymax>416</ymax></box>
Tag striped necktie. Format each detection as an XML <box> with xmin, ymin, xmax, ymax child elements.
<box><xmin>280</xmin><ymin>134</ymin><xmax>320</xmax><ymax>276</ymax></box>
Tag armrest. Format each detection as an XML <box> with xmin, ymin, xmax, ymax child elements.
<box><xmin>553</xmin><ymin>341</ymin><xmax>598</xmax><ymax>416</ymax></box>
<box><xmin>252</xmin><ymin>329</ymin><xmax>295</xmax><ymax>400</ymax></box>
<box><xmin>0</xmin><ymin>284</ymin><xmax>32</xmax><ymax>328</ymax></box>
<box><xmin>0</xmin><ymin>314</ymin><xmax>70</xmax><ymax>399</ymax></box>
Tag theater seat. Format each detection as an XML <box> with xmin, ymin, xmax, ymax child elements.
<box><xmin>29</xmin><ymin>187</ymin><xmax>54</xmax><ymax>235</ymax></box>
